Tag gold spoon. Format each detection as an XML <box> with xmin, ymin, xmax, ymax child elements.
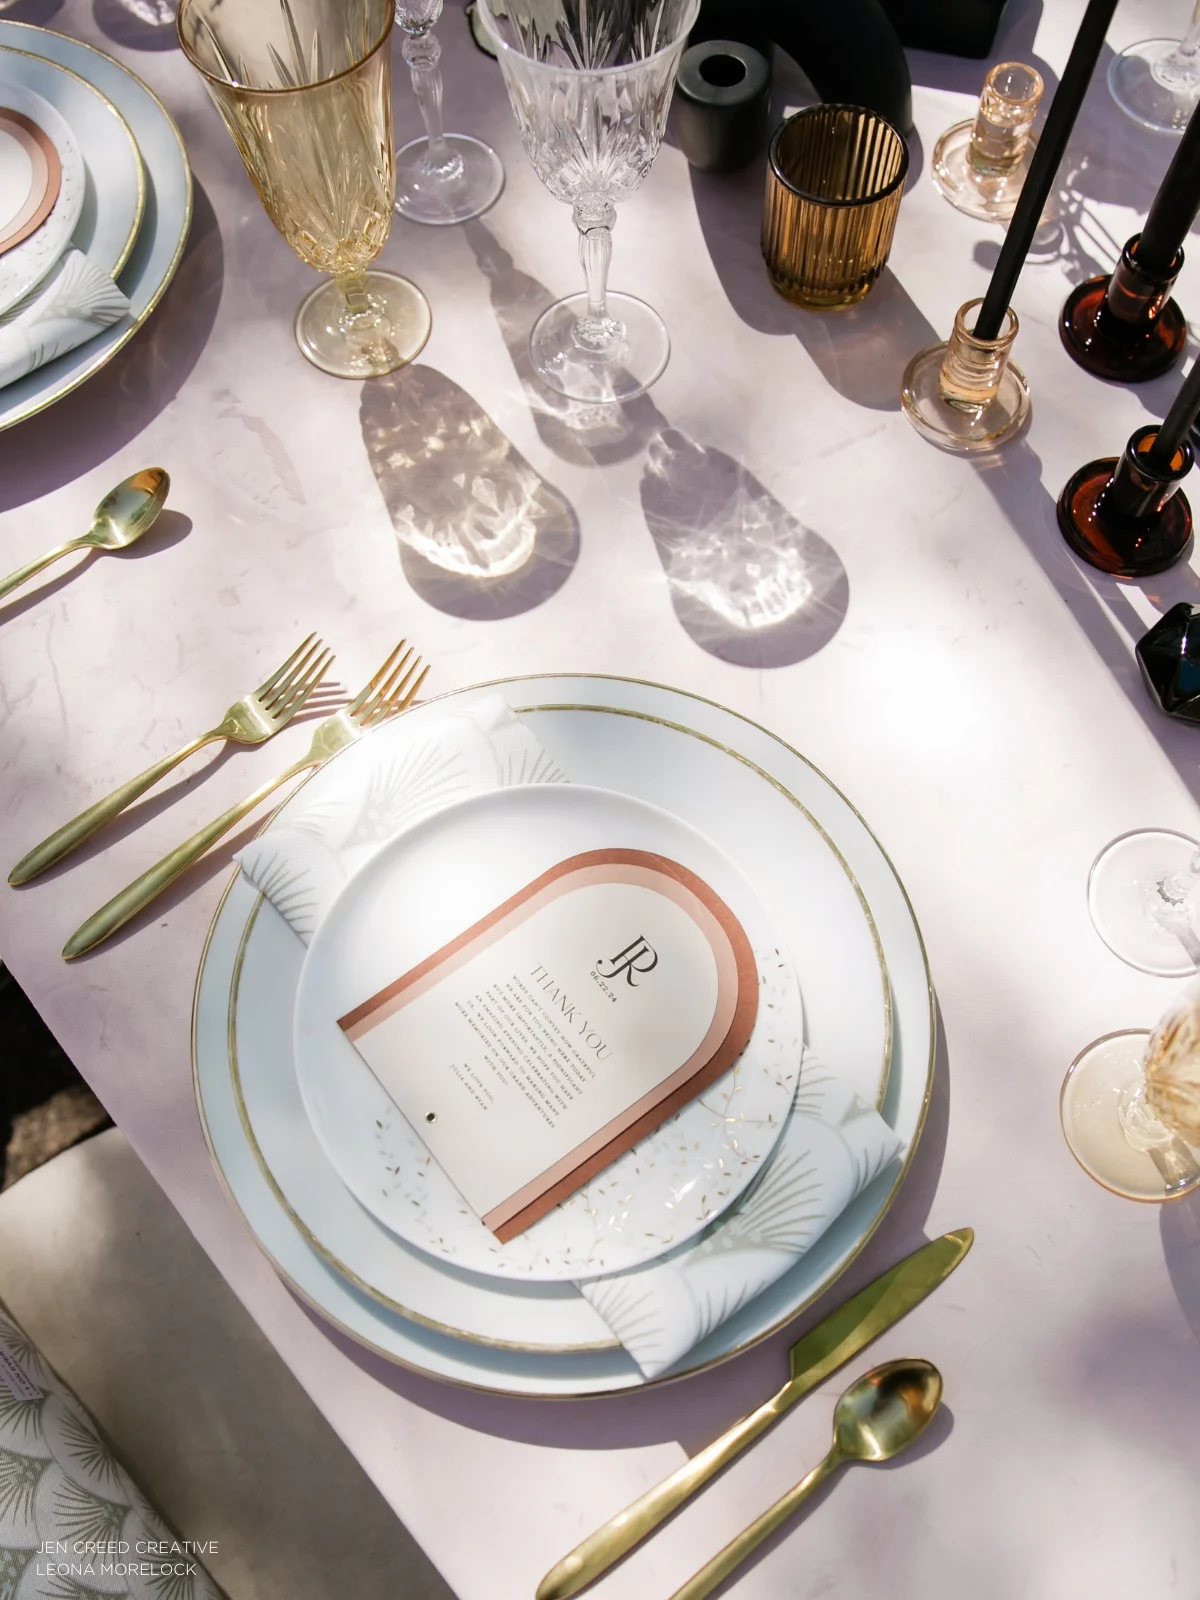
<box><xmin>0</xmin><ymin>468</ymin><xmax>170</xmax><ymax>604</ymax></box>
<box><xmin>667</xmin><ymin>1360</ymin><xmax>943</xmax><ymax>1600</ymax></box>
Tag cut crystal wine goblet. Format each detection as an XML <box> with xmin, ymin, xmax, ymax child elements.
<box><xmin>178</xmin><ymin>0</ymin><xmax>432</xmax><ymax>378</ymax></box>
<box><xmin>1109</xmin><ymin>0</ymin><xmax>1200</xmax><ymax>134</ymax></box>
<box><xmin>476</xmin><ymin>0</ymin><xmax>699</xmax><ymax>404</ymax></box>
<box><xmin>393</xmin><ymin>0</ymin><xmax>505</xmax><ymax>224</ymax></box>
<box><xmin>1062</xmin><ymin>987</ymin><xmax>1200</xmax><ymax>1202</ymax></box>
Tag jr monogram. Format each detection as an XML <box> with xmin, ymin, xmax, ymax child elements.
<box><xmin>595</xmin><ymin>936</ymin><xmax>659</xmax><ymax>987</ymax></box>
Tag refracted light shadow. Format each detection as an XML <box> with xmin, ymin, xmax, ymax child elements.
<box><xmin>640</xmin><ymin>429</ymin><xmax>848</xmax><ymax>667</ymax></box>
<box><xmin>93</xmin><ymin>0</ymin><xmax>180</xmax><ymax>51</ymax></box>
<box><xmin>360</xmin><ymin>363</ymin><xmax>579</xmax><ymax>621</ymax></box>
<box><xmin>1162</xmin><ymin>1187</ymin><xmax>1200</xmax><ymax>1346</ymax></box>
<box><xmin>462</xmin><ymin>218</ymin><xmax>665</xmax><ymax>467</ymax></box>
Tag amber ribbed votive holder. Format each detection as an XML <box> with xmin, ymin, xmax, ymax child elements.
<box><xmin>762</xmin><ymin>104</ymin><xmax>908</xmax><ymax>310</ymax></box>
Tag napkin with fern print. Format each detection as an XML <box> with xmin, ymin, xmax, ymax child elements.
<box><xmin>0</xmin><ymin>250</ymin><xmax>129</xmax><ymax>390</ymax></box>
<box><xmin>236</xmin><ymin>694</ymin><xmax>902</xmax><ymax>1378</ymax></box>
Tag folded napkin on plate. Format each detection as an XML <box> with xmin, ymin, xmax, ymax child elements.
<box><xmin>237</xmin><ymin>696</ymin><xmax>902</xmax><ymax>1378</ymax></box>
<box><xmin>0</xmin><ymin>249</ymin><xmax>130</xmax><ymax>390</ymax></box>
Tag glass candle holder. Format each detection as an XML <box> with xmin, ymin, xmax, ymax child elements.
<box><xmin>900</xmin><ymin>297</ymin><xmax>1030</xmax><ymax>453</ymax></box>
<box><xmin>1060</xmin><ymin>235</ymin><xmax>1188</xmax><ymax>382</ymax></box>
<box><xmin>1057</xmin><ymin>423</ymin><xmax>1194</xmax><ymax>577</ymax></box>
<box><xmin>932</xmin><ymin>61</ymin><xmax>1043</xmax><ymax>222</ymax></box>
<box><xmin>761</xmin><ymin>104</ymin><xmax>908</xmax><ymax>311</ymax></box>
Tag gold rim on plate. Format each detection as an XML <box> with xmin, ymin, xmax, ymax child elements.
<box><xmin>192</xmin><ymin>673</ymin><xmax>936</xmax><ymax>1396</ymax></box>
<box><xmin>0</xmin><ymin>23</ymin><xmax>192</xmax><ymax>431</ymax></box>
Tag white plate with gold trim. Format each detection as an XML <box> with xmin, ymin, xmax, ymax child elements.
<box><xmin>295</xmin><ymin>783</ymin><xmax>804</xmax><ymax>1282</ymax></box>
<box><xmin>0</xmin><ymin>66</ymin><xmax>84</xmax><ymax>312</ymax></box>
<box><xmin>0</xmin><ymin>25</ymin><xmax>190</xmax><ymax>430</ymax></box>
<box><xmin>194</xmin><ymin>676</ymin><xmax>933</xmax><ymax>1396</ymax></box>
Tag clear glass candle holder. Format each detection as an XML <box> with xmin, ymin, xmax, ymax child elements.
<box><xmin>932</xmin><ymin>61</ymin><xmax>1043</xmax><ymax>222</ymax></box>
<box><xmin>900</xmin><ymin>297</ymin><xmax>1030</xmax><ymax>453</ymax></box>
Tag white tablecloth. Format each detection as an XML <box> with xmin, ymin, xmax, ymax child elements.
<box><xmin>2</xmin><ymin>1</ymin><xmax>1200</xmax><ymax>1595</ymax></box>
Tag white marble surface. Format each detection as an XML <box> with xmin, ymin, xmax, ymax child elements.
<box><xmin>3</xmin><ymin>1</ymin><xmax>1200</xmax><ymax>1595</ymax></box>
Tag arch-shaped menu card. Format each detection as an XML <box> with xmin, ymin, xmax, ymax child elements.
<box><xmin>338</xmin><ymin>848</ymin><xmax>759</xmax><ymax>1242</ymax></box>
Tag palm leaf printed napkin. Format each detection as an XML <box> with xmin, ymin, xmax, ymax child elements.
<box><xmin>0</xmin><ymin>1301</ymin><xmax>225</xmax><ymax>1600</ymax></box>
<box><xmin>237</xmin><ymin>696</ymin><xmax>902</xmax><ymax>1378</ymax></box>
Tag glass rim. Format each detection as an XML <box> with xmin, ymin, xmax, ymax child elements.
<box><xmin>474</xmin><ymin>0</ymin><xmax>701</xmax><ymax>77</ymax></box>
<box><xmin>176</xmin><ymin>0</ymin><xmax>395</xmax><ymax>95</ymax></box>
<box><xmin>984</xmin><ymin>59</ymin><xmax>1045</xmax><ymax>102</ymax></box>
<box><xmin>768</xmin><ymin>103</ymin><xmax>909</xmax><ymax>209</ymax></box>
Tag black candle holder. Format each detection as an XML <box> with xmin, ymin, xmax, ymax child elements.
<box><xmin>1060</xmin><ymin>236</ymin><xmax>1188</xmax><ymax>382</ymax></box>
<box><xmin>1057</xmin><ymin>423</ymin><xmax>1194</xmax><ymax>576</ymax></box>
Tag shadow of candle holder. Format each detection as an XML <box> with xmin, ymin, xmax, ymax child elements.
<box><xmin>640</xmin><ymin>429</ymin><xmax>848</xmax><ymax>667</ymax></box>
<box><xmin>359</xmin><ymin>363</ymin><xmax>579</xmax><ymax>621</ymax></box>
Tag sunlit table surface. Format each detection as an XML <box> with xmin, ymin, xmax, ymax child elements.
<box><xmin>3</xmin><ymin>1</ymin><xmax>1200</xmax><ymax>1595</ymax></box>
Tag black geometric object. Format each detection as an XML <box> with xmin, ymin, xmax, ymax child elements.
<box><xmin>1136</xmin><ymin>602</ymin><xmax>1200</xmax><ymax>721</ymax></box>
<box><xmin>673</xmin><ymin>40</ymin><xmax>771</xmax><ymax>173</ymax></box>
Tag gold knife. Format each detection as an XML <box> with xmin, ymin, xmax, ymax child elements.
<box><xmin>536</xmin><ymin>1228</ymin><xmax>973</xmax><ymax>1600</ymax></box>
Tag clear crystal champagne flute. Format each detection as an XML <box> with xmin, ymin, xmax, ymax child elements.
<box><xmin>393</xmin><ymin>0</ymin><xmax>505</xmax><ymax>224</ymax></box>
<box><xmin>476</xmin><ymin>0</ymin><xmax>699</xmax><ymax>404</ymax></box>
<box><xmin>1109</xmin><ymin>0</ymin><xmax>1200</xmax><ymax>134</ymax></box>
<box><xmin>177</xmin><ymin>0</ymin><xmax>432</xmax><ymax>378</ymax></box>
<box><xmin>1062</xmin><ymin>986</ymin><xmax>1200</xmax><ymax>1201</ymax></box>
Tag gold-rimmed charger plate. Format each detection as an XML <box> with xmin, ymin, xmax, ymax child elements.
<box><xmin>0</xmin><ymin>25</ymin><xmax>190</xmax><ymax>431</ymax></box>
<box><xmin>194</xmin><ymin>675</ymin><xmax>933</xmax><ymax>1396</ymax></box>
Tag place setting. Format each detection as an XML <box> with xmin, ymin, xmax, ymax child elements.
<box><xmin>0</xmin><ymin>17</ymin><xmax>191</xmax><ymax>431</ymax></box>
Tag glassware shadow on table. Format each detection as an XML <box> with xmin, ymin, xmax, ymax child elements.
<box><xmin>392</xmin><ymin>0</ymin><xmax>504</xmax><ymax>224</ymax></box>
<box><xmin>177</xmin><ymin>0</ymin><xmax>431</xmax><ymax>378</ymax></box>
<box><xmin>475</xmin><ymin>0</ymin><xmax>700</xmax><ymax>404</ymax></box>
<box><xmin>1063</xmin><ymin>987</ymin><xmax>1200</xmax><ymax>1203</ymax></box>
<box><xmin>1110</xmin><ymin>0</ymin><xmax>1200</xmax><ymax>134</ymax></box>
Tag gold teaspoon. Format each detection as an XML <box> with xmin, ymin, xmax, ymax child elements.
<box><xmin>667</xmin><ymin>1359</ymin><xmax>943</xmax><ymax>1600</ymax></box>
<box><xmin>0</xmin><ymin>468</ymin><xmax>170</xmax><ymax>604</ymax></box>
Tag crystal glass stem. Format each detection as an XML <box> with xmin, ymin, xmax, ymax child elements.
<box><xmin>1155</xmin><ymin>2</ymin><xmax>1200</xmax><ymax>92</ymax></box>
<box><xmin>574</xmin><ymin>200</ymin><xmax>621</xmax><ymax>350</ymax></box>
<box><xmin>402</xmin><ymin>22</ymin><xmax>462</xmax><ymax>181</ymax></box>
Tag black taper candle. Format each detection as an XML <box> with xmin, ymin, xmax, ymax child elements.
<box><xmin>1149</xmin><ymin>359</ymin><xmax>1200</xmax><ymax>470</ymax></box>
<box><xmin>1138</xmin><ymin>101</ymin><xmax>1200</xmax><ymax>273</ymax></box>
<box><xmin>974</xmin><ymin>0</ymin><xmax>1118</xmax><ymax>341</ymax></box>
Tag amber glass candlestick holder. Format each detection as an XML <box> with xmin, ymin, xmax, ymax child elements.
<box><xmin>933</xmin><ymin>61</ymin><xmax>1044</xmax><ymax>222</ymax></box>
<box><xmin>900</xmin><ymin>297</ymin><xmax>1030</xmax><ymax>453</ymax></box>
<box><xmin>1057</xmin><ymin>424</ymin><xmax>1194</xmax><ymax>577</ymax></box>
<box><xmin>1060</xmin><ymin>235</ymin><xmax>1187</xmax><ymax>382</ymax></box>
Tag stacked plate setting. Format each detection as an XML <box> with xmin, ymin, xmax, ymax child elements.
<box><xmin>0</xmin><ymin>22</ymin><xmax>192</xmax><ymax>430</ymax></box>
<box><xmin>194</xmin><ymin>675</ymin><xmax>935</xmax><ymax>1399</ymax></box>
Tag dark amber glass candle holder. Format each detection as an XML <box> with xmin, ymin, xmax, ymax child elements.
<box><xmin>1057</xmin><ymin>424</ymin><xmax>1194</xmax><ymax>577</ymax></box>
<box><xmin>1060</xmin><ymin>235</ymin><xmax>1187</xmax><ymax>382</ymax></box>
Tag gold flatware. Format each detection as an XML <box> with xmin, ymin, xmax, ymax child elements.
<box><xmin>63</xmin><ymin>640</ymin><xmax>428</xmax><ymax>960</ymax></box>
<box><xmin>0</xmin><ymin>469</ymin><xmax>170</xmax><ymax>604</ymax></box>
<box><xmin>10</xmin><ymin>634</ymin><xmax>331</xmax><ymax>886</ymax></box>
<box><xmin>536</xmin><ymin>1228</ymin><xmax>972</xmax><ymax>1600</ymax></box>
<box><xmin>667</xmin><ymin>1359</ymin><xmax>943</xmax><ymax>1600</ymax></box>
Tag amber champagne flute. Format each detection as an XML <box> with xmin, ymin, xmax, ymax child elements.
<box><xmin>177</xmin><ymin>0</ymin><xmax>432</xmax><ymax>377</ymax></box>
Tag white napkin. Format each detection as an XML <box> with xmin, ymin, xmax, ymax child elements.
<box><xmin>237</xmin><ymin>697</ymin><xmax>902</xmax><ymax>1377</ymax></box>
<box><xmin>0</xmin><ymin>249</ymin><xmax>130</xmax><ymax>390</ymax></box>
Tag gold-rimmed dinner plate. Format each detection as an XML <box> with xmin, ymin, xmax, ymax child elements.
<box><xmin>193</xmin><ymin>676</ymin><xmax>934</xmax><ymax>1397</ymax></box>
<box><xmin>0</xmin><ymin>25</ymin><xmax>190</xmax><ymax>431</ymax></box>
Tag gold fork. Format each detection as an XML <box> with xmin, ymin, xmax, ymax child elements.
<box><xmin>62</xmin><ymin>641</ymin><xmax>429</xmax><ymax>960</ymax></box>
<box><xmin>10</xmin><ymin>634</ymin><xmax>334</xmax><ymax>886</ymax></box>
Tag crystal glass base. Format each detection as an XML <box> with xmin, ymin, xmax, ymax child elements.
<box><xmin>900</xmin><ymin>342</ymin><xmax>1030</xmax><ymax>453</ymax></box>
<box><xmin>931</xmin><ymin>117</ymin><xmax>1037</xmax><ymax>222</ymax></box>
<box><xmin>1109</xmin><ymin>39</ymin><xmax>1200</xmax><ymax>132</ymax></box>
<box><xmin>1061</xmin><ymin>1030</ymin><xmax>1200</xmax><ymax>1201</ymax></box>
<box><xmin>1057</xmin><ymin>456</ymin><xmax>1193</xmax><ymax>577</ymax></box>
<box><xmin>530</xmin><ymin>291</ymin><xmax>670</xmax><ymax>402</ymax></box>
<box><xmin>294</xmin><ymin>271</ymin><xmax>432</xmax><ymax>378</ymax></box>
<box><xmin>1088</xmin><ymin>829</ymin><xmax>1200</xmax><ymax>977</ymax></box>
<box><xmin>1060</xmin><ymin>275</ymin><xmax>1187</xmax><ymax>382</ymax></box>
<box><xmin>394</xmin><ymin>133</ymin><xmax>504</xmax><ymax>225</ymax></box>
